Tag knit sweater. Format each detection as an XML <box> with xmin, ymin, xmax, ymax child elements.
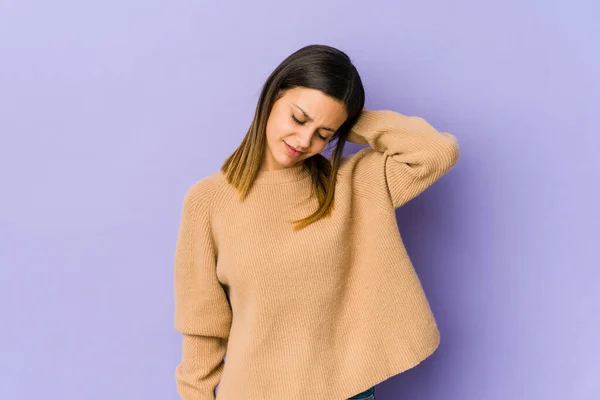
<box><xmin>173</xmin><ymin>110</ymin><xmax>460</xmax><ymax>400</ymax></box>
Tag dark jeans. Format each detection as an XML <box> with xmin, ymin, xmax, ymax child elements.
<box><xmin>347</xmin><ymin>386</ymin><xmax>376</xmax><ymax>399</ymax></box>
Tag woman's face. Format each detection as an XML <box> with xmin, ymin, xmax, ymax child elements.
<box><xmin>262</xmin><ymin>87</ymin><xmax>348</xmax><ymax>171</ymax></box>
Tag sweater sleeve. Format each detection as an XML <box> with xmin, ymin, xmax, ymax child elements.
<box><xmin>349</xmin><ymin>110</ymin><xmax>460</xmax><ymax>208</ymax></box>
<box><xmin>173</xmin><ymin>179</ymin><xmax>232</xmax><ymax>400</ymax></box>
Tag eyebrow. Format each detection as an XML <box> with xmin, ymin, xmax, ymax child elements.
<box><xmin>292</xmin><ymin>103</ymin><xmax>337</xmax><ymax>133</ymax></box>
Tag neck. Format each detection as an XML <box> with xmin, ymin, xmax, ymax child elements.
<box><xmin>254</xmin><ymin>163</ymin><xmax>309</xmax><ymax>184</ymax></box>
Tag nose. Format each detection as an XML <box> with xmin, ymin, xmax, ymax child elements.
<box><xmin>294</xmin><ymin>128</ymin><xmax>313</xmax><ymax>151</ymax></box>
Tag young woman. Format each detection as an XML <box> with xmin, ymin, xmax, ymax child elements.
<box><xmin>173</xmin><ymin>44</ymin><xmax>460</xmax><ymax>400</ymax></box>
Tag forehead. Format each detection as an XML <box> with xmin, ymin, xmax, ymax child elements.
<box><xmin>280</xmin><ymin>87</ymin><xmax>347</xmax><ymax>122</ymax></box>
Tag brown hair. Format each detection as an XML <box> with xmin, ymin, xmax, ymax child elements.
<box><xmin>221</xmin><ymin>44</ymin><xmax>365</xmax><ymax>231</ymax></box>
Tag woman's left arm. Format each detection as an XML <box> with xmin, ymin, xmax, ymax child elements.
<box><xmin>348</xmin><ymin>109</ymin><xmax>460</xmax><ymax>208</ymax></box>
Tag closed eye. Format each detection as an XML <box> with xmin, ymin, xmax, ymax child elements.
<box><xmin>291</xmin><ymin>115</ymin><xmax>328</xmax><ymax>141</ymax></box>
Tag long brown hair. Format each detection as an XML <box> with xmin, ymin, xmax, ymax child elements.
<box><xmin>221</xmin><ymin>44</ymin><xmax>365</xmax><ymax>231</ymax></box>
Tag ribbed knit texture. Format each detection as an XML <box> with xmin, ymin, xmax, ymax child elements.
<box><xmin>173</xmin><ymin>110</ymin><xmax>460</xmax><ymax>400</ymax></box>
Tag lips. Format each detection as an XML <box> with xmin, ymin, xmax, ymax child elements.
<box><xmin>284</xmin><ymin>141</ymin><xmax>303</xmax><ymax>157</ymax></box>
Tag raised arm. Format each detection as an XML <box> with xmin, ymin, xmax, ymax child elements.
<box><xmin>174</xmin><ymin>179</ymin><xmax>232</xmax><ymax>399</ymax></box>
<box><xmin>348</xmin><ymin>110</ymin><xmax>460</xmax><ymax>208</ymax></box>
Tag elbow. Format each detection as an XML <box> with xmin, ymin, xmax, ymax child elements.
<box><xmin>437</xmin><ymin>133</ymin><xmax>460</xmax><ymax>172</ymax></box>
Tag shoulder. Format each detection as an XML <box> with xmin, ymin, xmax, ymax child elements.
<box><xmin>337</xmin><ymin>148</ymin><xmax>393</xmax><ymax>207</ymax></box>
<box><xmin>339</xmin><ymin>147</ymin><xmax>387</xmax><ymax>186</ymax></box>
<box><xmin>180</xmin><ymin>171</ymin><xmax>227</xmax><ymax>218</ymax></box>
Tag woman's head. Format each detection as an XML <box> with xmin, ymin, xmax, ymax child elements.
<box><xmin>263</xmin><ymin>86</ymin><xmax>348</xmax><ymax>171</ymax></box>
<box><xmin>222</xmin><ymin>44</ymin><xmax>365</xmax><ymax>230</ymax></box>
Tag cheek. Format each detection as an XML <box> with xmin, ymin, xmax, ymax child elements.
<box><xmin>267</xmin><ymin>116</ymin><xmax>284</xmax><ymax>137</ymax></box>
<box><xmin>312</xmin><ymin>142</ymin><xmax>328</xmax><ymax>154</ymax></box>
<box><xmin>274</xmin><ymin>120</ymin><xmax>296</xmax><ymax>141</ymax></box>
<box><xmin>265</xmin><ymin>119</ymin><xmax>281</xmax><ymax>142</ymax></box>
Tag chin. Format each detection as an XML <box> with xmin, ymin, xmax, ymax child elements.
<box><xmin>271</xmin><ymin>151</ymin><xmax>292</xmax><ymax>168</ymax></box>
<box><xmin>278</xmin><ymin>155</ymin><xmax>297</xmax><ymax>167</ymax></box>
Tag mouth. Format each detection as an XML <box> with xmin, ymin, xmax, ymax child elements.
<box><xmin>284</xmin><ymin>141</ymin><xmax>304</xmax><ymax>157</ymax></box>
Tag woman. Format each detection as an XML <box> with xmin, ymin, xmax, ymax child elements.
<box><xmin>173</xmin><ymin>44</ymin><xmax>459</xmax><ymax>400</ymax></box>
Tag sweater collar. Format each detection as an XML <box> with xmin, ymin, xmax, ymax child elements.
<box><xmin>254</xmin><ymin>163</ymin><xmax>310</xmax><ymax>184</ymax></box>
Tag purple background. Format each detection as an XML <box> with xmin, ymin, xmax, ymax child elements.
<box><xmin>1</xmin><ymin>1</ymin><xmax>598</xmax><ymax>399</ymax></box>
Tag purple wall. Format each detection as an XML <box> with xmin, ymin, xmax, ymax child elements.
<box><xmin>1</xmin><ymin>1</ymin><xmax>598</xmax><ymax>399</ymax></box>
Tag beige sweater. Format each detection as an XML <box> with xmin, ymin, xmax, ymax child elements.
<box><xmin>173</xmin><ymin>110</ymin><xmax>460</xmax><ymax>399</ymax></box>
